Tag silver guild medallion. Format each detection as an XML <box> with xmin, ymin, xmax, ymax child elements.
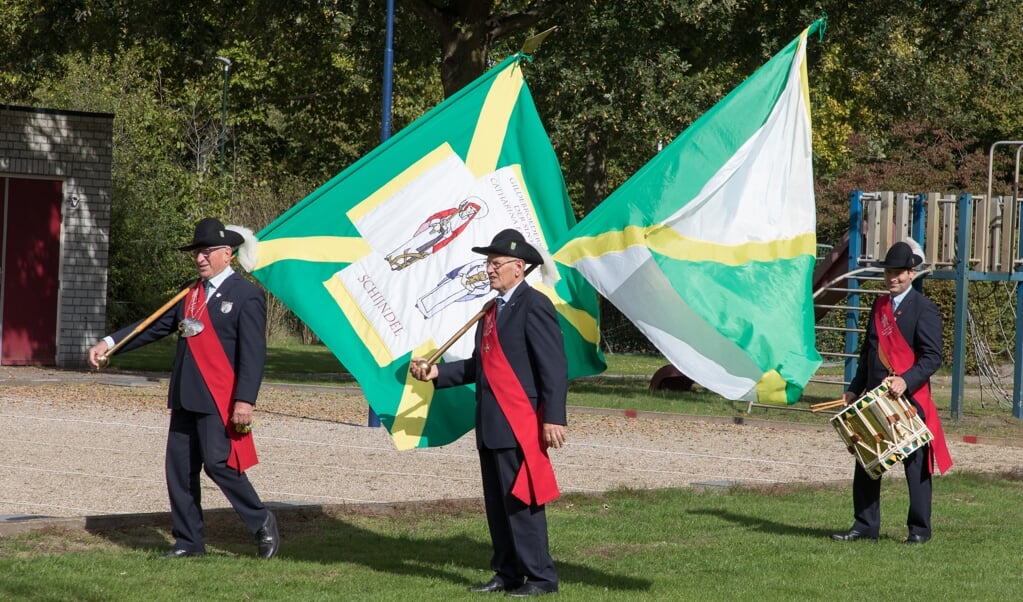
<box><xmin>178</xmin><ymin>318</ymin><xmax>205</xmax><ymax>337</ymax></box>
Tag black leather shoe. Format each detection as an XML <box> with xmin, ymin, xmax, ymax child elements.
<box><xmin>469</xmin><ymin>576</ymin><xmax>519</xmax><ymax>593</ymax></box>
<box><xmin>830</xmin><ymin>530</ymin><xmax>877</xmax><ymax>542</ymax></box>
<box><xmin>904</xmin><ymin>534</ymin><xmax>931</xmax><ymax>544</ymax></box>
<box><xmin>256</xmin><ymin>511</ymin><xmax>280</xmax><ymax>559</ymax></box>
<box><xmin>506</xmin><ymin>582</ymin><xmax>558</xmax><ymax>597</ymax></box>
<box><xmin>161</xmin><ymin>548</ymin><xmax>203</xmax><ymax>559</ymax></box>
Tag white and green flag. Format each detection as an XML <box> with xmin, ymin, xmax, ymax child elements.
<box><xmin>244</xmin><ymin>54</ymin><xmax>605</xmax><ymax>449</ymax></box>
<box><xmin>555</xmin><ymin>20</ymin><xmax>826</xmax><ymax>404</ymax></box>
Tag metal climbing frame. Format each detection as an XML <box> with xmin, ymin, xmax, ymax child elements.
<box><xmin>840</xmin><ymin>140</ymin><xmax>1023</xmax><ymax>419</ymax></box>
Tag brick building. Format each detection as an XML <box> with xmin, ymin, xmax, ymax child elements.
<box><xmin>0</xmin><ymin>105</ymin><xmax>113</xmax><ymax>368</ymax></box>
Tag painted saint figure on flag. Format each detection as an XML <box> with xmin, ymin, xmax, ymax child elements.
<box><xmin>385</xmin><ymin>198</ymin><xmax>486</xmax><ymax>271</ymax></box>
<box><xmin>415</xmin><ymin>259</ymin><xmax>491</xmax><ymax>318</ymax></box>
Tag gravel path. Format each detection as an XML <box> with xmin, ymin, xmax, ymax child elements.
<box><xmin>1</xmin><ymin>367</ymin><xmax>1021</xmax><ymax>521</ymax></box>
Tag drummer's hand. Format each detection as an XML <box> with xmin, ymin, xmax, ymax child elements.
<box><xmin>842</xmin><ymin>391</ymin><xmax>856</xmax><ymax>405</ymax></box>
<box><xmin>87</xmin><ymin>340</ymin><xmax>109</xmax><ymax>369</ymax></box>
<box><xmin>409</xmin><ymin>358</ymin><xmax>438</xmax><ymax>381</ymax></box>
<box><xmin>886</xmin><ymin>376</ymin><xmax>908</xmax><ymax>397</ymax></box>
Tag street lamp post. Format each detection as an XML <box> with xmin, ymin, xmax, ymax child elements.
<box><xmin>214</xmin><ymin>56</ymin><xmax>232</xmax><ymax>172</ymax></box>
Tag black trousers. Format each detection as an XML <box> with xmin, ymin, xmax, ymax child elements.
<box><xmin>478</xmin><ymin>447</ymin><xmax>557</xmax><ymax>585</ymax></box>
<box><xmin>166</xmin><ymin>408</ymin><xmax>267</xmax><ymax>552</ymax></box>
<box><xmin>850</xmin><ymin>443</ymin><xmax>933</xmax><ymax>539</ymax></box>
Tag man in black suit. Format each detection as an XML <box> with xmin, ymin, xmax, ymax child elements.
<box><xmin>88</xmin><ymin>217</ymin><xmax>280</xmax><ymax>559</ymax></box>
<box><xmin>831</xmin><ymin>241</ymin><xmax>952</xmax><ymax>545</ymax></box>
<box><xmin>411</xmin><ymin>229</ymin><xmax>566</xmax><ymax>597</ymax></box>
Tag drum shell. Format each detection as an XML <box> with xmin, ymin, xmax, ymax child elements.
<box><xmin>830</xmin><ymin>383</ymin><xmax>933</xmax><ymax>479</ymax></box>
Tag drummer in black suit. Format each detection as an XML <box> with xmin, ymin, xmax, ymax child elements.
<box><xmin>411</xmin><ymin>229</ymin><xmax>566</xmax><ymax>597</ymax></box>
<box><xmin>88</xmin><ymin>218</ymin><xmax>280</xmax><ymax>559</ymax></box>
<box><xmin>831</xmin><ymin>241</ymin><xmax>952</xmax><ymax>545</ymax></box>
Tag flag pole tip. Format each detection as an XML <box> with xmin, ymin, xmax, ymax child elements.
<box><xmin>520</xmin><ymin>26</ymin><xmax>558</xmax><ymax>56</ymax></box>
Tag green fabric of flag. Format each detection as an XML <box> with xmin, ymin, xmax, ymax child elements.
<box><xmin>246</xmin><ymin>54</ymin><xmax>605</xmax><ymax>449</ymax></box>
<box><xmin>555</xmin><ymin>20</ymin><xmax>826</xmax><ymax>404</ymax></box>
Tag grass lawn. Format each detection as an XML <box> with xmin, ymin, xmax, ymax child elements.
<box><xmin>13</xmin><ymin>343</ymin><xmax>1023</xmax><ymax>599</ymax></box>
<box><xmin>2</xmin><ymin>473</ymin><xmax>1022</xmax><ymax>600</ymax></box>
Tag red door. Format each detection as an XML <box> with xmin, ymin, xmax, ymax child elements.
<box><xmin>1</xmin><ymin>178</ymin><xmax>63</xmax><ymax>365</ymax></box>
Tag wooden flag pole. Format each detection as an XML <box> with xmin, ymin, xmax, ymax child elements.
<box><xmin>417</xmin><ymin>264</ymin><xmax>538</xmax><ymax>370</ymax></box>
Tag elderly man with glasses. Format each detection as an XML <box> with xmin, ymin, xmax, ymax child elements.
<box><xmin>88</xmin><ymin>217</ymin><xmax>280</xmax><ymax>560</ymax></box>
<box><xmin>410</xmin><ymin>228</ymin><xmax>567</xmax><ymax>597</ymax></box>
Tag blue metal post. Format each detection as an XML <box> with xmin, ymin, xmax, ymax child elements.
<box><xmin>367</xmin><ymin>0</ymin><xmax>396</xmax><ymax>429</ymax></box>
<box><xmin>912</xmin><ymin>193</ymin><xmax>927</xmax><ymax>249</ymax></box>
<box><xmin>1015</xmin><ymin>192</ymin><xmax>1023</xmax><ymax>418</ymax></box>
<box><xmin>381</xmin><ymin>0</ymin><xmax>395</xmax><ymax>142</ymax></box>
<box><xmin>950</xmin><ymin>193</ymin><xmax>972</xmax><ymax>419</ymax></box>
<box><xmin>911</xmin><ymin>193</ymin><xmax>927</xmax><ymax>293</ymax></box>
<box><xmin>844</xmin><ymin>190</ymin><xmax>864</xmax><ymax>386</ymax></box>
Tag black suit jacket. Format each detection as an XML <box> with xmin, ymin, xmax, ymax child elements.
<box><xmin>111</xmin><ymin>271</ymin><xmax>267</xmax><ymax>413</ymax></box>
<box><xmin>848</xmin><ymin>288</ymin><xmax>942</xmax><ymax>406</ymax></box>
<box><xmin>435</xmin><ymin>281</ymin><xmax>568</xmax><ymax>449</ymax></box>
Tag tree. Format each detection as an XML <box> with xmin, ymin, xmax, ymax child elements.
<box><xmin>404</xmin><ymin>0</ymin><xmax>560</xmax><ymax>97</ymax></box>
<box><xmin>526</xmin><ymin>1</ymin><xmax>750</xmax><ymax>212</ymax></box>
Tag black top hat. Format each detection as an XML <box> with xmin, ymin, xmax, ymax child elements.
<box><xmin>872</xmin><ymin>241</ymin><xmax>923</xmax><ymax>269</ymax></box>
<box><xmin>178</xmin><ymin>217</ymin><xmax>244</xmax><ymax>251</ymax></box>
<box><xmin>471</xmin><ymin>229</ymin><xmax>544</xmax><ymax>265</ymax></box>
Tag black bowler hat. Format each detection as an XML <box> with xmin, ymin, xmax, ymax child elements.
<box><xmin>178</xmin><ymin>217</ymin><xmax>244</xmax><ymax>251</ymax></box>
<box><xmin>872</xmin><ymin>241</ymin><xmax>923</xmax><ymax>269</ymax></box>
<box><xmin>471</xmin><ymin>228</ymin><xmax>544</xmax><ymax>265</ymax></box>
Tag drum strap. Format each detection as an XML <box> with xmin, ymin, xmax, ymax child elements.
<box><xmin>480</xmin><ymin>304</ymin><xmax>560</xmax><ymax>506</ymax></box>
<box><xmin>874</xmin><ymin>296</ymin><xmax>953</xmax><ymax>475</ymax></box>
<box><xmin>186</xmin><ymin>282</ymin><xmax>259</xmax><ymax>473</ymax></box>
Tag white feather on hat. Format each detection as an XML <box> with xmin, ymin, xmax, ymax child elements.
<box><xmin>903</xmin><ymin>238</ymin><xmax>926</xmax><ymax>268</ymax></box>
<box><xmin>536</xmin><ymin>244</ymin><xmax>560</xmax><ymax>289</ymax></box>
<box><xmin>227</xmin><ymin>224</ymin><xmax>259</xmax><ymax>272</ymax></box>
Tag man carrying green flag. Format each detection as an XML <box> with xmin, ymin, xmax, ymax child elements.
<box><xmin>240</xmin><ymin>53</ymin><xmax>604</xmax><ymax>450</ymax></box>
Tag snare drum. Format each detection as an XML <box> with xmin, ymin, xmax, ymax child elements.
<box><xmin>830</xmin><ymin>383</ymin><xmax>933</xmax><ymax>479</ymax></box>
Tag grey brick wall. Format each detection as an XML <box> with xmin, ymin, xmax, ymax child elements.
<box><xmin>1</xmin><ymin>105</ymin><xmax>114</xmax><ymax>368</ymax></box>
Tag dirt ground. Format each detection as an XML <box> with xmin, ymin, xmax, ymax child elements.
<box><xmin>2</xmin><ymin>366</ymin><xmax>1022</xmax><ymax>525</ymax></box>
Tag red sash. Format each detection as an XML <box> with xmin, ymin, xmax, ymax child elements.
<box><xmin>875</xmin><ymin>296</ymin><xmax>952</xmax><ymax>475</ymax></box>
<box><xmin>185</xmin><ymin>282</ymin><xmax>259</xmax><ymax>473</ymax></box>
<box><xmin>480</xmin><ymin>304</ymin><xmax>560</xmax><ymax>506</ymax></box>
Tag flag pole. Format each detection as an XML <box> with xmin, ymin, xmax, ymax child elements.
<box><xmin>418</xmin><ymin>264</ymin><xmax>538</xmax><ymax>370</ymax></box>
<box><xmin>368</xmin><ymin>0</ymin><xmax>396</xmax><ymax>429</ymax></box>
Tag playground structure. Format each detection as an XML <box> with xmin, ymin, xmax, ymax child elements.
<box><xmin>807</xmin><ymin>140</ymin><xmax>1023</xmax><ymax>420</ymax></box>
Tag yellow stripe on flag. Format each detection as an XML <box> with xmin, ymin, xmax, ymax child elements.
<box><xmin>347</xmin><ymin>144</ymin><xmax>457</xmax><ymax>223</ymax></box>
<box><xmin>553</xmin><ymin>226</ymin><xmax>652</xmax><ymax>266</ymax></box>
<box><xmin>322</xmin><ymin>275</ymin><xmax>393</xmax><ymax>367</ymax></box>
<box><xmin>554</xmin><ymin>225</ymin><xmax>815</xmax><ymax>267</ymax></box>
<box><xmin>798</xmin><ymin>30</ymin><xmax>811</xmax><ymax>121</ymax></box>
<box><xmin>254</xmin><ymin>236</ymin><xmax>371</xmax><ymax>271</ymax></box>
<box><xmin>533</xmin><ymin>282</ymin><xmax>600</xmax><ymax>346</ymax></box>
<box><xmin>646</xmin><ymin>227</ymin><xmax>817</xmax><ymax>264</ymax></box>
<box><xmin>465</xmin><ymin>61</ymin><xmax>524</xmax><ymax>177</ymax></box>
<box><xmin>755</xmin><ymin>369</ymin><xmax>789</xmax><ymax>405</ymax></box>
<box><xmin>390</xmin><ymin>340</ymin><xmax>441</xmax><ymax>451</ymax></box>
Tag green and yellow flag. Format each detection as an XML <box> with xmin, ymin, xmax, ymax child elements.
<box><xmin>555</xmin><ymin>20</ymin><xmax>826</xmax><ymax>404</ymax></box>
<box><xmin>246</xmin><ymin>54</ymin><xmax>605</xmax><ymax>449</ymax></box>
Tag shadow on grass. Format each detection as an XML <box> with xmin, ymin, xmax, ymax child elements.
<box><xmin>687</xmin><ymin>507</ymin><xmax>835</xmax><ymax>539</ymax></box>
<box><xmin>89</xmin><ymin>504</ymin><xmax>651</xmax><ymax>593</ymax></box>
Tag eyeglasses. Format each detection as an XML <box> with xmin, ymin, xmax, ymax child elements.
<box><xmin>486</xmin><ymin>258</ymin><xmax>519</xmax><ymax>270</ymax></box>
<box><xmin>190</xmin><ymin>246</ymin><xmax>229</xmax><ymax>258</ymax></box>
